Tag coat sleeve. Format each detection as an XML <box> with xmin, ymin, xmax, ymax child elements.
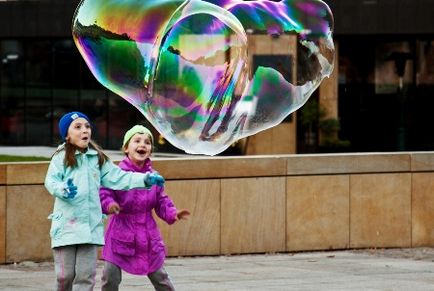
<box><xmin>100</xmin><ymin>160</ymin><xmax>146</xmax><ymax>190</ymax></box>
<box><xmin>154</xmin><ymin>186</ymin><xmax>178</xmax><ymax>225</ymax></box>
<box><xmin>99</xmin><ymin>187</ymin><xmax>116</xmax><ymax>214</ymax></box>
<box><xmin>44</xmin><ymin>154</ymin><xmax>66</xmax><ymax>199</ymax></box>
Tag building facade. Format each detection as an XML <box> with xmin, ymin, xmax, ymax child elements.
<box><xmin>0</xmin><ymin>0</ymin><xmax>433</xmax><ymax>154</ymax></box>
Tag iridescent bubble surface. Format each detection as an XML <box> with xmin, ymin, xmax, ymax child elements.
<box><xmin>72</xmin><ymin>0</ymin><xmax>334</xmax><ymax>155</ymax></box>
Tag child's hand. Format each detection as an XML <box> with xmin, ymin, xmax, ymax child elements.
<box><xmin>144</xmin><ymin>172</ymin><xmax>165</xmax><ymax>188</ymax></box>
<box><xmin>63</xmin><ymin>178</ymin><xmax>77</xmax><ymax>200</ymax></box>
<box><xmin>108</xmin><ymin>202</ymin><xmax>121</xmax><ymax>214</ymax></box>
<box><xmin>176</xmin><ymin>209</ymin><xmax>190</xmax><ymax>221</ymax></box>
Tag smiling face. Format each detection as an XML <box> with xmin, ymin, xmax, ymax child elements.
<box><xmin>124</xmin><ymin>132</ymin><xmax>152</xmax><ymax>167</ymax></box>
<box><xmin>66</xmin><ymin>117</ymin><xmax>91</xmax><ymax>150</ymax></box>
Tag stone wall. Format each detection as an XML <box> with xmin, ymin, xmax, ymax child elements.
<box><xmin>1</xmin><ymin>152</ymin><xmax>434</xmax><ymax>263</ymax></box>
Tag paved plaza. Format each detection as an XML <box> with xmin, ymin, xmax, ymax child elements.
<box><xmin>1</xmin><ymin>249</ymin><xmax>434</xmax><ymax>290</ymax></box>
<box><xmin>2</xmin><ymin>147</ymin><xmax>434</xmax><ymax>290</ymax></box>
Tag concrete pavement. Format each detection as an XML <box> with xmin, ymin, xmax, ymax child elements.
<box><xmin>1</xmin><ymin>249</ymin><xmax>434</xmax><ymax>290</ymax></box>
<box><xmin>2</xmin><ymin>147</ymin><xmax>434</xmax><ymax>290</ymax></box>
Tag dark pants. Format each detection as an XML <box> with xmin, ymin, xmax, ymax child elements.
<box><xmin>101</xmin><ymin>261</ymin><xmax>175</xmax><ymax>291</ymax></box>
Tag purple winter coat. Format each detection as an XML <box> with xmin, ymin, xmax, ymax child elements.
<box><xmin>99</xmin><ymin>157</ymin><xmax>177</xmax><ymax>275</ymax></box>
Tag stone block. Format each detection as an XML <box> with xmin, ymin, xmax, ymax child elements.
<box><xmin>6</xmin><ymin>185</ymin><xmax>53</xmax><ymax>262</ymax></box>
<box><xmin>411</xmin><ymin>153</ymin><xmax>434</xmax><ymax>172</ymax></box>
<box><xmin>221</xmin><ymin>177</ymin><xmax>286</xmax><ymax>254</ymax></box>
<box><xmin>0</xmin><ymin>165</ymin><xmax>5</xmax><ymax>185</ymax></box>
<box><xmin>0</xmin><ymin>187</ymin><xmax>5</xmax><ymax>263</ymax></box>
<box><xmin>287</xmin><ymin>153</ymin><xmax>410</xmax><ymax>175</ymax></box>
<box><xmin>154</xmin><ymin>156</ymin><xmax>286</xmax><ymax>179</ymax></box>
<box><xmin>158</xmin><ymin>180</ymin><xmax>220</xmax><ymax>256</ymax></box>
<box><xmin>287</xmin><ymin>175</ymin><xmax>350</xmax><ymax>251</ymax></box>
<box><xmin>6</xmin><ymin>163</ymin><xmax>48</xmax><ymax>185</ymax></box>
<box><xmin>350</xmin><ymin>173</ymin><xmax>411</xmax><ymax>248</ymax></box>
<box><xmin>412</xmin><ymin>173</ymin><xmax>434</xmax><ymax>246</ymax></box>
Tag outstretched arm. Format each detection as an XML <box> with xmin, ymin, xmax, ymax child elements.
<box><xmin>154</xmin><ymin>187</ymin><xmax>179</xmax><ymax>225</ymax></box>
<box><xmin>99</xmin><ymin>187</ymin><xmax>120</xmax><ymax>215</ymax></box>
<box><xmin>100</xmin><ymin>161</ymin><xmax>165</xmax><ymax>190</ymax></box>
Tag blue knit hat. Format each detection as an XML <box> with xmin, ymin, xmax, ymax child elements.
<box><xmin>58</xmin><ymin>111</ymin><xmax>91</xmax><ymax>140</ymax></box>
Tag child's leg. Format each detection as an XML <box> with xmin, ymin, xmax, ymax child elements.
<box><xmin>53</xmin><ymin>245</ymin><xmax>77</xmax><ymax>291</ymax></box>
<box><xmin>73</xmin><ymin>244</ymin><xmax>98</xmax><ymax>291</ymax></box>
<box><xmin>101</xmin><ymin>261</ymin><xmax>122</xmax><ymax>291</ymax></box>
<box><xmin>148</xmin><ymin>266</ymin><xmax>175</xmax><ymax>291</ymax></box>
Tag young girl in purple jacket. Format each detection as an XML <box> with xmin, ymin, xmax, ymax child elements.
<box><xmin>99</xmin><ymin>125</ymin><xmax>190</xmax><ymax>291</ymax></box>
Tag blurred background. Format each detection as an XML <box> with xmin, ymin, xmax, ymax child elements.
<box><xmin>0</xmin><ymin>0</ymin><xmax>433</xmax><ymax>155</ymax></box>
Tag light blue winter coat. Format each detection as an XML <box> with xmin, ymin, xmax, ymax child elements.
<box><xmin>44</xmin><ymin>146</ymin><xmax>147</xmax><ymax>248</ymax></box>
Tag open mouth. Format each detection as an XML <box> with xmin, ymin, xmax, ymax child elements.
<box><xmin>137</xmin><ymin>149</ymin><xmax>146</xmax><ymax>155</ymax></box>
<box><xmin>82</xmin><ymin>137</ymin><xmax>89</xmax><ymax>141</ymax></box>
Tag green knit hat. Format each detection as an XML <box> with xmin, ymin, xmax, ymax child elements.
<box><xmin>122</xmin><ymin>125</ymin><xmax>154</xmax><ymax>148</ymax></box>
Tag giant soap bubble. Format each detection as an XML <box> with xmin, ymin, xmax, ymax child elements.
<box><xmin>72</xmin><ymin>0</ymin><xmax>334</xmax><ymax>155</ymax></box>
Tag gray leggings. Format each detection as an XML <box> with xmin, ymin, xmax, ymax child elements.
<box><xmin>53</xmin><ymin>244</ymin><xmax>98</xmax><ymax>291</ymax></box>
<box><xmin>101</xmin><ymin>261</ymin><xmax>175</xmax><ymax>291</ymax></box>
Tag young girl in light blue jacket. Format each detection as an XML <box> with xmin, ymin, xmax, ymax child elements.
<box><xmin>45</xmin><ymin>111</ymin><xmax>164</xmax><ymax>291</ymax></box>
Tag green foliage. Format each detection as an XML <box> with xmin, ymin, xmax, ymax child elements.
<box><xmin>299</xmin><ymin>99</ymin><xmax>351</xmax><ymax>151</ymax></box>
<box><xmin>299</xmin><ymin>99</ymin><xmax>326</xmax><ymax>127</ymax></box>
<box><xmin>0</xmin><ymin>155</ymin><xmax>50</xmax><ymax>162</ymax></box>
<box><xmin>319</xmin><ymin>118</ymin><xmax>340</xmax><ymax>135</ymax></box>
<box><xmin>319</xmin><ymin>118</ymin><xmax>351</xmax><ymax>149</ymax></box>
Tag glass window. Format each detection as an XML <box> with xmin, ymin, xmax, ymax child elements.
<box><xmin>52</xmin><ymin>39</ymin><xmax>80</xmax><ymax>144</ymax></box>
<box><xmin>338</xmin><ymin>37</ymin><xmax>434</xmax><ymax>152</ymax></box>
<box><xmin>406</xmin><ymin>39</ymin><xmax>434</xmax><ymax>150</ymax></box>
<box><xmin>25</xmin><ymin>40</ymin><xmax>52</xmax><ymax>145</ymax></box>
<box><xmin>338</xmin><ymin>37</ymin><xmax>402</xmax><ymax>152</ymax></box>
<box><xmin>106</xmin><ymin>92</ymin><xmax>144</xmax><ymax>150</ymax></box>
<box><xmin>80</xmin><ymin>88</ymin><xmax>107</xmax><ymax>146</ymax></box>
<box><xmin>0</xmin><ymin>40</ymin><xmax>25</xmax><ymax>144</ymax></box>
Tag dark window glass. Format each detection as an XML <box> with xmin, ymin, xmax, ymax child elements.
<box><xmin>25</xmin><ymin>40</ymin><xmax>52</xmax><ymax>145</ymax></box>
<box><xmin>0</xmin><ymin>40</ymin><xmax>25</xmax><ymax>144</ymax></box>
<box><xmin>52</xmin><ymin>39</ymin><xmax>80</xmax><ymax>144</ymax></box>
<box><xmin>80</xmin><ymin>88</ymin><xmax>107</xmax><ymax>146</ymax></box>
<box><xmin>338</xmin><ymin>36</ymin><xmax>434</xmax><ymax>152</ymax></box>
<box><xmin>406</xmin><ymin>39</ymin><xmax>434</xmax><ymax>150</ymax></box>
<box><xmin>106</xmin><ymin>92</ymin><xmax>147</xmax><ymax>150</ymax></box>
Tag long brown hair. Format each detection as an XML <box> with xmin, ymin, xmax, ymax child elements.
<box><xmin>53</xmin><ymin>140</ymin><xmax>109</xmax><ymax>168</ymax></box>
